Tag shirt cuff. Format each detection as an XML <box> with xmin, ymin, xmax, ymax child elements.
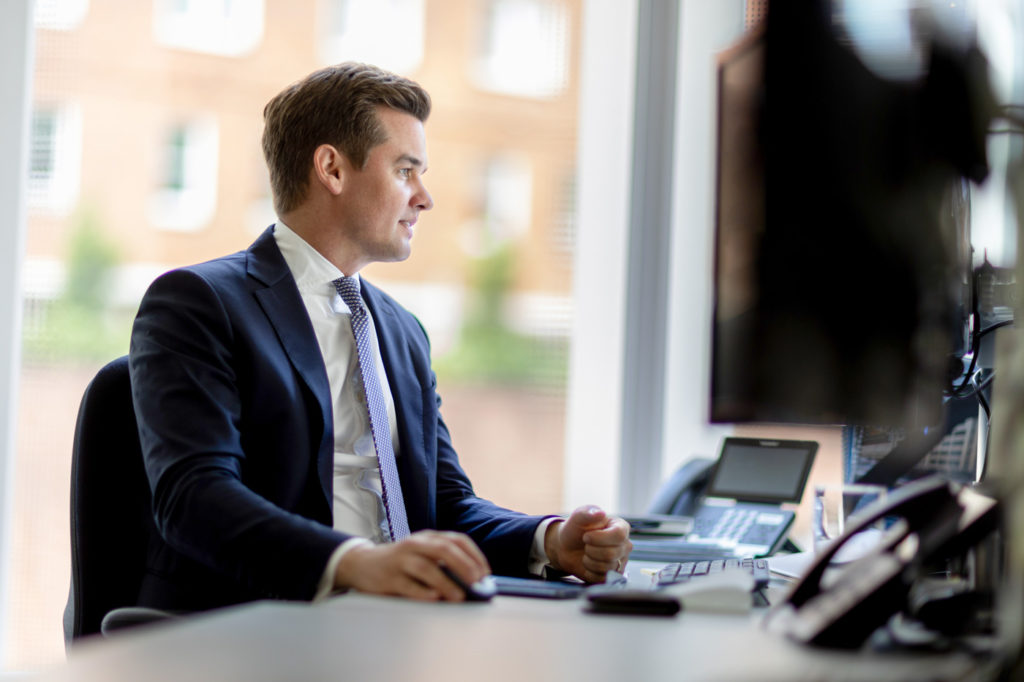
<box><xmin>313</xmin><ymin>537</ymin><xmax>374</xmax><ymax>602</ymax></box>
<box><xmin>527</xmin><ymin>516</ymin><xmax>564</xmax><ymax>577</ymax></box>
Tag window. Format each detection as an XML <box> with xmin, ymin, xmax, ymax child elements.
<box><xmin>27</xmin><ymin>104</ymin><xmax>81</xmax><ymax>214</ymax></box>
<box><xmin>971</xmin><ymin>0</ymin><xmax>1021</xmax><ymax>268</ymax></box>
<box><xmin>33</xmin><ymin>0</ymin><xmax>88</xmax><ymax>30</ymax></box>
<box><xmin>152</xmin><ymin>0</ymin><xmax>264</xmax><ymax>56</ymax></box>
<box><xmin>317</xmin><ymin>0</ymin><xmax>424</xmax><ymax>73</ymax></box>
<box><xmin>461</xmin><ymin>154</ymin><xmax>534</xmax><ymax>255</ymax></box>
<box><xmin>148</xmin><ymin>118</ymin><xmax>219</xmax><ymax>232</ymax></box>
<box><xmin>551</xmin><ymin>174</ymin><xmax>576</xmax><ymax>255</ymax></box>
<box><xmin>6</xmin><ymin>0</ymin><xmax>597</xmax><ymax>669</ymax></box>
<box><xmin>29</xmin><ymin>113</ymin><xmax>56</xmax><ymax>184</ymax></box>
<box><xmin>473</xmin><ymin>0</ymin><xmax>570</xmax><ymax>98</ymax></box>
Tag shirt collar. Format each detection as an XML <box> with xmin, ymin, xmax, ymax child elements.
<box><xmin>272</xmin><ymin>220</ymin><xmax>359</xmax><ymax>294</ymax></box>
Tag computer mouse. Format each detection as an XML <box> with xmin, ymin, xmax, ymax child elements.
<box><xmin>440</xmin><ymin>565</ymin><xmax>497</xmax><ymax>602</ymax></box>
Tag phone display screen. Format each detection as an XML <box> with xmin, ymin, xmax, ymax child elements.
<box><xmin>706</xmin><ymin>438</ymin><xmax>818</xmax><ymax>504</ymax></box>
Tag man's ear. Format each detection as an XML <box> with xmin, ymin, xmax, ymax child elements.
<box><xmin>312</xmin><ymin>143</ymin><xmax>346</xmax><ymax>196</ymax></box>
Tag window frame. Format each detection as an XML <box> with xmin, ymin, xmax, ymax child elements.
<box><xmin>0</xmin><ymin>0</ymin><xmax>34</xmax><ymax>665</ymax></box>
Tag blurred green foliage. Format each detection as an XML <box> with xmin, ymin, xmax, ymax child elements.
<box><xmin>22</xmin><ymin>210</ymin><xmax>133</xmax><ymax>365</ymax></box>
<box><xmin>434</xmin><ymin>246</ymin><xmax>568</xmax><ymax>387</ymax></box>
<box><xmin>64</xmin><ymin>210</ymin><xmax>119</xmax><ymax>308</ymax></box>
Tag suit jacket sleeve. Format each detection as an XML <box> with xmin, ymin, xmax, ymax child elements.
<box><xmin>130</xmin><ymin>264</ymin><xmax>349</xmax><ymax>602</ymax></box>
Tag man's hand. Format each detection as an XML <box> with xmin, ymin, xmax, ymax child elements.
<box><xmin>544</xmin><ymin>506</ymin><xmax>632</xmax><ymax>583</ymax></box>
<box><xmin>334</xmin><ymin>530</ymin><xmax>490</xmax><ymax>601</ymax></box>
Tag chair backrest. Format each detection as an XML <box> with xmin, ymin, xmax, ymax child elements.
<box><xmin>64</xmin><ymin>355</ymin><xmax>156</xmax><ymax>642</ymax></box>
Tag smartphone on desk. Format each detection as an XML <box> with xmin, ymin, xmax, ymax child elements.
<box><xmin>492</xmin><ymin>576</ymin><xmax>587</xmax><ymax>599</ymax></box>
<box><xmin>624</xmin><ymin>514</ymin><xmax>692</xmax><ymax>536</ymax></box>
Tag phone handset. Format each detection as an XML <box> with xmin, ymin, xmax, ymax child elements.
<box><xmin>768</xmin><ymin>477</ymin><xmax>997</xmax><ymax>649</ymax></box>
<box><xmin>645</xmin><ymin>457</ymin><xmax>715</xmax><ymax>517</ymax></box>
<box><xmin>786</xmin><ymin>478</ymin><xmax>955</xmax><ymax>609</ymax></box>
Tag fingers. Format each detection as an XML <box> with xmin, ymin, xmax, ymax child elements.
<box><xmin>570</xmin><ymin>510</ymin><xmax>633</xmax><ymax>583</ymax></box>
<box><xmin>582</xmin><ymin>516</ymin><xmax>631</xmax><ymax>547</ymax></box>
<box><xmin>397</xmin><ymin>532</ymin><xmax>489</xmax><ymax>602</ymax></box>
<box><xmin>335</xmin><ymin>530</ymin><xmax>491</xmax><ymax>602</ymax></box>
<box><xmin>402</xmin><ymin>551</ymin><xmax>463</xmax><ymax>602</ymax></box>
<box><xmin>565</xmin><ymin>505</ymin><xmax>609</xmax><ymax>533</ymax></box>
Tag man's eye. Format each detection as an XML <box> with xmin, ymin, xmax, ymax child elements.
<box><xmin>398</xmin><ymin>168</ymin><xmax>412</xmax><ymax>178</ymax></box>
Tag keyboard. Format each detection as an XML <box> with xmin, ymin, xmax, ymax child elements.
<box><xmin>585</xmin><ymin>557</ymin><xmax>772</xmax><ymax>615</ymax></box>
<box><xmin>690</xmin><ymin>506</ymin><xmax>783</xmax><ymax>546</ymax></box>
<box><xmin>655</xmin><ymin>557</ymin><xmax>770</xmax><ymax>591</ymax></box>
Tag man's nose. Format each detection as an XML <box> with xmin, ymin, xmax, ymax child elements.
<box><xmin>414</xmin><ymin>179</ymin><xmax>433</xmax><ymax>211</ymax></box>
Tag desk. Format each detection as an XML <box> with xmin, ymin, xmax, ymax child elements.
<box><xmin>45</xmin><ymin>586</ymin><xmax>982</xmax><ymax>681</ymax></box>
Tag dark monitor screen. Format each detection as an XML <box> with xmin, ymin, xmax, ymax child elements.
<box><xmin>708</xmin><ymin>0</ymin><xmax>984</xmax><ymax>430</ymax></box>
<box><xmin>706</xmin><ymin>437</ymin><xmax>818</xmax><ymax>504</ymax></box>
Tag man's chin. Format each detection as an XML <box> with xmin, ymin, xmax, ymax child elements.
<box><xmin>377</xmin><ymin>244</ymin><xmax>412</xmax><ymax>264</ymax></box>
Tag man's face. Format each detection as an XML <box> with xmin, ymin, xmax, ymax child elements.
<box><xmin>334</xmin><ymin>106</ymin><xmax>433</xmax><ymax>273</ymax></box>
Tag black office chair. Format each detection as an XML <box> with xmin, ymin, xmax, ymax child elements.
<box><xmin>63</xmin><ymin>355</ymin><xmax>174</xmax><ymax>645</ymax></box>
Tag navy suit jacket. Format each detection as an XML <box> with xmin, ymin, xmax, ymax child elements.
<box><xmin>129</xmin><ymin>227</ymin><xmax>546</xmax><ymax>611</ymax></box>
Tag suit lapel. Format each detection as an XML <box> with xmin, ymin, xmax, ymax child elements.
<box><xmin>246</xmin><ymin>228</ymin><xmax>334</xmax><ymax>510</ymax></box>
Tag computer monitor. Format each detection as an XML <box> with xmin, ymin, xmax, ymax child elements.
<box><xmin>708</xmin><ymin>0</ymin><xmax>990</xmax><ymax>431</ymax></box>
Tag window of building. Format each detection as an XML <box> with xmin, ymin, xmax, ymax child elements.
<box><xmin>33</xmin><ymin>0</ymin><xmax>88</xmax><ymax>30</ymax></box>
<box><xmin>461</xmin><ymin>154</ymin><xmax>534</xmax><ymax>255</ymax></box>
<box><xmin>473</xmin><ymin>0</ymin><xmax>570</xmax><ymax>98</ymax></box>
<box><xmin>148</xmin><ymin>118</ymin><xmax>219</xmax><ymax>232</ymax></box>
<box><xmin>551</xmin><ymin>174</ymin><xmax>576</xmax><ymax>255</ymax></box>
<box><xmin>317</xmin><ymin>0</ymin><xmax>424</xmax><ymax>73</ymax></box>
<box><xmin>27</xmin><ymin>104</ymin><xmax>81</xmax><ymax>215</ymax></box>
<box><xmin>152</xmin><ymin>0</ymin><xmax>264</xmax><ymax>56</ymax></box>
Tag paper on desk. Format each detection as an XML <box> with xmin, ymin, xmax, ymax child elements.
<box><xmin>767</xmin><ymin>552</ymin><xmax>816</xmax><ymax>579</ymax></box>
<box><xmin>768</xmin><ymin>529</ymin><xmax>886</xmax><ymax>579</ymax></box>
<box><xmin>661</xmin><ymin>569</ymin><xmax>754</xmax><ymax>614</ymax></box>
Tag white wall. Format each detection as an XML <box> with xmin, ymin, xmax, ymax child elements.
<box><xmin>0</xmin><ymin>0</ymin><xmax>34</xmax><ymax>664</ymax></box>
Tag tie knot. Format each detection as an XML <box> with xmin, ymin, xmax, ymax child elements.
<box><xmin>333</xmin><ymin>276</ymin><xmax>363</xmax><ymax>313</ymax></box>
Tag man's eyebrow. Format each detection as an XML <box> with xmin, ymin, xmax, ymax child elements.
<box><xmin>396</xmin><ymin>153</ymin><xmax>427</xmax><ymax>170</ymax></box>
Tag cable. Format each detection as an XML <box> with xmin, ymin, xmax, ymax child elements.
<box><xmin>975</xmin><ymin>376</ymin><xmax>991</xmax><ymax>419</ymax></box>
<box><xmin>980</xmin><ymin>320</ymin><xmax>1014</xmax><ymax>338</ymax></box>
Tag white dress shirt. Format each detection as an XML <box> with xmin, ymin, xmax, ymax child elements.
<box><xmin>272</xmin><ymin>222</ymin><xmax>556</xmax><ymax>598</ymax></box>
<box><xmin>275</xmin><ymin>221</ymin><xmax>395</xmax><ymax>543</ymax></box>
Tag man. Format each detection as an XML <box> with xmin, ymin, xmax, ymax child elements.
<box><xmin>129</xmin><ymin>62</ymin><xmax>631</xmax><ymax>611</ymax></box>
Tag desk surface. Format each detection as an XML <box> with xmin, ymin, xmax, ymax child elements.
<box><xmin>44</xmin><ymin>584</ymin><xmax>982</xmax><ymax>682</ymax></box>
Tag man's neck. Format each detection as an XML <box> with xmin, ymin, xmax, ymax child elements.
<box><xmin>278</xmin><ymin>205</ymin><xmax>363</xmax><ymax>274</ymax></box>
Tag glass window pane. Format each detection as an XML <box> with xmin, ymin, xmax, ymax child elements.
<box><xmin>317</xmin><ymin>0</ymin><xmax>425</xmax><ymax>74</ymax></box>
<box><xmin>29</xmin><ymin>111</ymin><xmax>56</xmax><ymax>177</ymax></box>
<box><xmin>8</xmin><ymin>0</ymin><xmax>585</xmax><ymax>669</ymax></box>
<box><xmin>26</xmin><ymin>103</ymin><xmax>80</xmax><ymax>213</ymax></box>
<box><xmin>33</xmin><ymin>0</ymin><xmax>89</xmax><ymax>31</ymax></box>
<box><xmin>473</xmin><ymin>0</ymin><xmax>570</xmax><ymax>98</ymax></box>
<box><xmin>152</xmin><ymin>0</ymin><xmax>265</xmax><ymax>56</ymax></box>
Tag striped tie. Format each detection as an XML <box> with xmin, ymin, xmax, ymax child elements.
<box><xmin>333</xmin><ymin>276</ymin><xmax>411</xmax><ymax>541</ymax></box>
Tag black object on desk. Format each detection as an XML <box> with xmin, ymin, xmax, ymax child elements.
<box><xmin>440</xmin><ymin>565</ymin><xmax>497</xmax><ymax>601</ymax></box>
<box><xmin>586</xmin><ymin>590</ymin><xmax>682</xmax><ymax>616</ymax></box>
